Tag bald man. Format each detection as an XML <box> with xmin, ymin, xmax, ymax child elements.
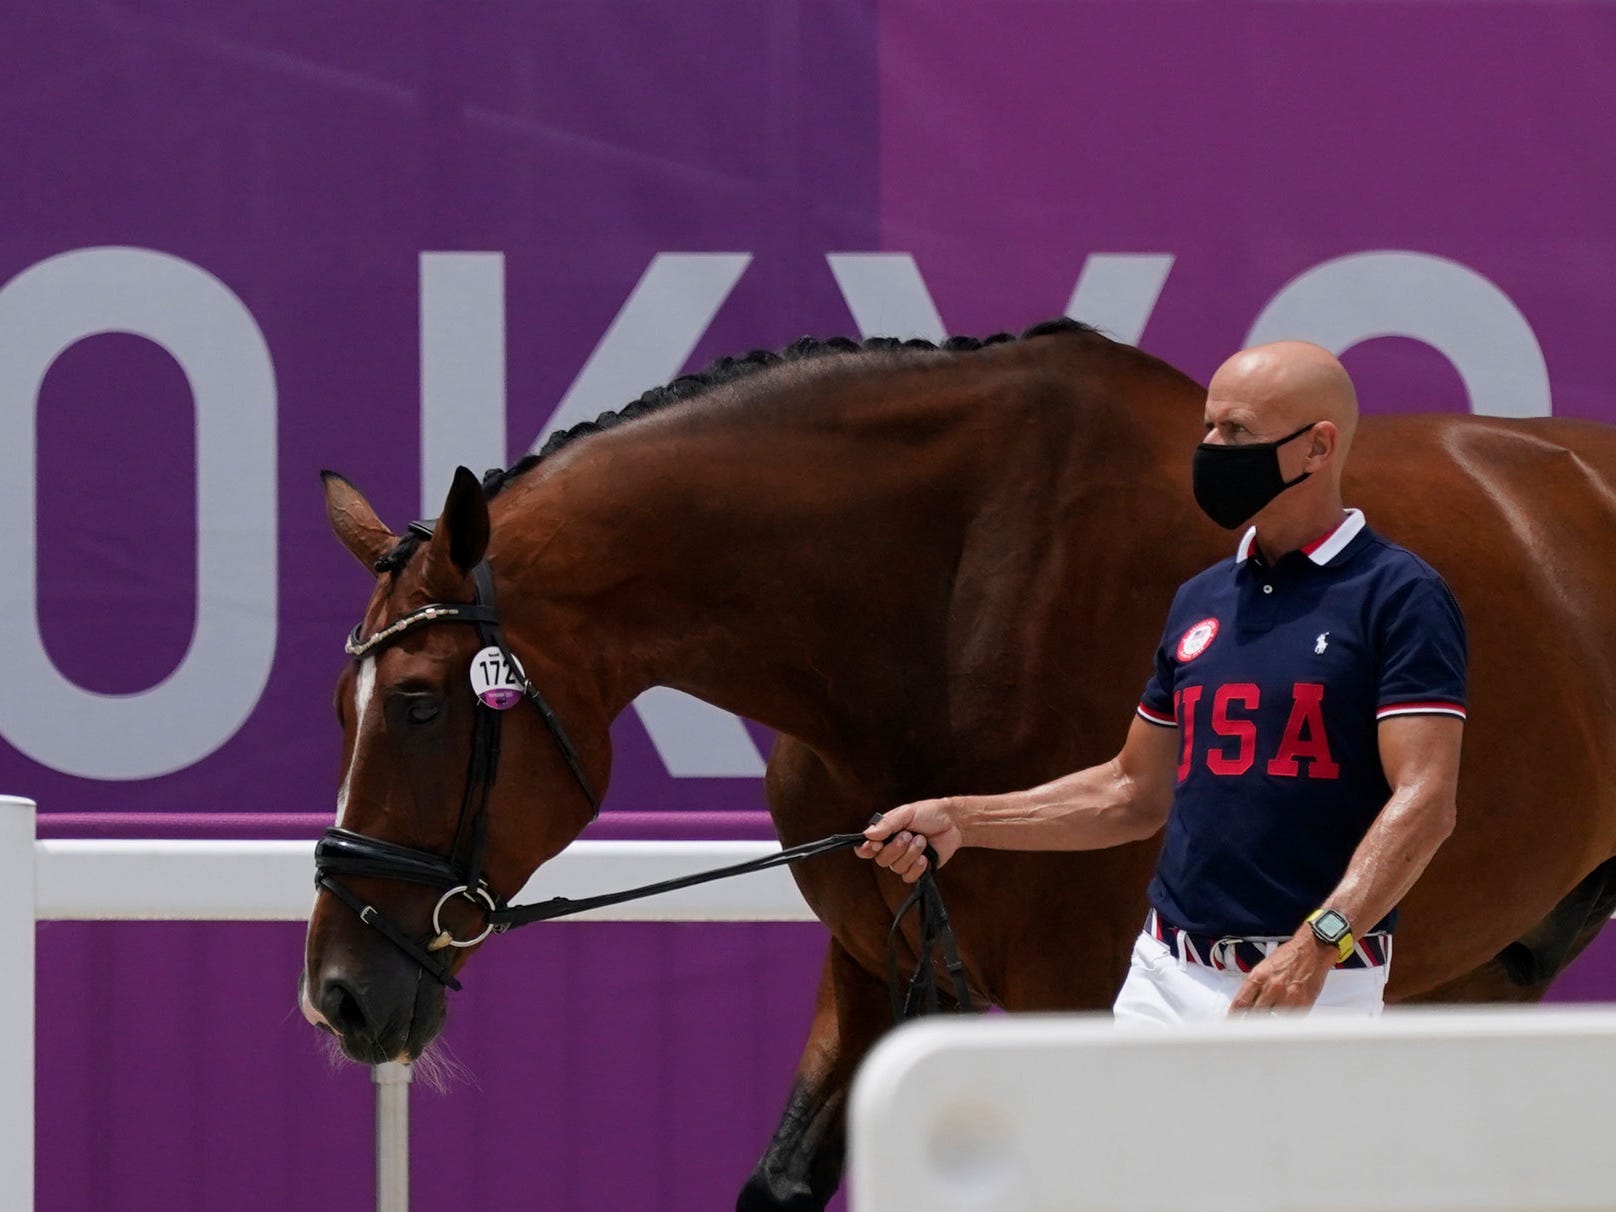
<box><xmin>859</xmin><ymin>342</ymin><xmax>1467</xmax><ymax>1022</ymax></box>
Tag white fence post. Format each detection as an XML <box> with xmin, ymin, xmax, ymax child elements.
<box><xmin>0</xmin><ymin>796</ymin><xmax>36</xmax><ymax>1212</ymax></box>
<box><xmin>374</xmin><ymin>1062</ymin><xmax>412</xmax><ymax>1212</ymax></box>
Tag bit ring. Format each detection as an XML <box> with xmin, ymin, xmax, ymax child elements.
<box><xmin>430</xmin><ymin>884</ymin><xmax>498</xmax><ymax>948</ymax></box>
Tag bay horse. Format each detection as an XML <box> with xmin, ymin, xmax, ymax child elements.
<box><xmin>301</xmin><ymin>319</ymin><xmax>1616</xmax><ymax>1210</ymax></box>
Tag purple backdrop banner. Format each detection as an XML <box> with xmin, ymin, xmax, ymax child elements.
<box><xmin>4</xmin><ymin>3</ymin><xmax>1615</xmax><ymax>1209</ymax></box>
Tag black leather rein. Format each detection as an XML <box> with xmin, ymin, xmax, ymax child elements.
<box><xmin>314</xmin><ymin>522</ymin><xmax>972</xmax><ymax>1020</ymax></box>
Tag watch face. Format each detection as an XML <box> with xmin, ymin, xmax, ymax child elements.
<box><xmin>1314</xmin><ymin>909</ymin><xmax>1349</xmax><ymax>940</ymax></box>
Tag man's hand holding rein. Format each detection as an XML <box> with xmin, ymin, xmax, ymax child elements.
<box><xmin>858</xmin><ymin>801</ymin><xmax>960</xmax><ymax>883</ymax></box>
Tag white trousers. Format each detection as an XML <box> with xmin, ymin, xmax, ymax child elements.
<box><xmin>1112</xmin><ymin>930</ymin><xmax>1389</xmax><ymax>1028</ymax></box>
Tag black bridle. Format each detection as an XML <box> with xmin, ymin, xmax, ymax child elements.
<box><xmin>314</xmin><ymin>521</ymin><xmax>972</xmax><ymax>1019</ymax></box>
<box><xmin>314</xmin><ymin>521</ymin><xmax>601</xmax><ymax>991</ymax></box>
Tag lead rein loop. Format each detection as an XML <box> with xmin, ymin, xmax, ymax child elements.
<box><xmin>886</xmin><ymin>845</ymin><xmax>973</xmax><ymax>1021</ymax></box>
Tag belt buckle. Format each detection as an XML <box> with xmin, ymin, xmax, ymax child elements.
<box><xmin>1210</xmin><ymin>935</ymin><xmax>1244</xmax><ymax>971</ymax></box>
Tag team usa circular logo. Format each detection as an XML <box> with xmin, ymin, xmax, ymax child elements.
<box><xmin>1175</xmin><ymin>617</ymin><xmax>1220</xmax><ymax>662</ymax></box>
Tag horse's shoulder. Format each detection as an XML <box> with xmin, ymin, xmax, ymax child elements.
<box><xmin>1397</xmin><ymin>412</ymin><xmax>1613</xmax><ymax>456</ymax></box>
<box><xmin>1355</xmin><ymin>417</ymin><xmax>1616</xmax><ymax>634</ymax></box>
<box><xmin>1360</xmin><ymin>413</ymin><xmax>1616</xmax><ymax>492</ymax></box>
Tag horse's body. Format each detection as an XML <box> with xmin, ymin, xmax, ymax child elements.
<box><xmin>305</xmin><ymin>322</ymin><xmax>1616</xmax><ymax>1210</ymax></box>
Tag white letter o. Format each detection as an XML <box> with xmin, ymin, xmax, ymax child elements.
<box><xmin>0</xmin><ymin>247</ymin><xmax>277</xmax><ymax>779</ymax></box>
<box><xmin>1245</xmin><ymin>251</ymin><xmax>1551</xmax><ymax>418</ymax></box>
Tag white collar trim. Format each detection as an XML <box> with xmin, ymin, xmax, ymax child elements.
<box><xmin>1237</xmin><ymin>509</ymin><xmax>1365</xmax><ymax>567</ymax></box>
<box><xmin>1236</xmin><ymin>527</ymin><xmax>1259</xmax><ymax>564</ymax></box>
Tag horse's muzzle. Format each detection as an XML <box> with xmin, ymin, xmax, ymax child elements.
<box><xmin>300</xmin><ymin>956</ymin><xmax>446</xmax><ymax>1065</ymax></box>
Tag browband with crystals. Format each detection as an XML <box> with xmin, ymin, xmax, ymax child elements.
<box><xmin>344</xmin><ymin>603</ymin><xmax>497</xmax><ymax>661</ymax></box>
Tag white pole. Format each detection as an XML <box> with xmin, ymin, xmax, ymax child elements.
<box><xmin>0</xmin><ymin>796</ymin><xmax>37</xmax><ymax>1212</ymax></box>
<box><xmin>373</xmin><ymin>1061</ymin><xmax>411</xmax><ymax>1211</ymax></box>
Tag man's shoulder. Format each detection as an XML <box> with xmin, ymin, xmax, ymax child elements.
<box><xmin>1355</xmin><ymin>530</ymin><xmax>1455</xmax><ymax>593</ymax></box>
<box><xmin>1170</xmin><ymin>556</ymin><xmax>1239</xmax><ymax>602</ymax></box>
<box><xmin>1354</xmin><ymin>530</ymin><xmax>1467</xmax><ymax>636</ymax></box>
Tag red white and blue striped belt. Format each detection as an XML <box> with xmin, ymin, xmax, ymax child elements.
<box><xmin>1145</xmin><ymin>908</ymin><xmax>1392</xmax><ymax>972</ymax></box>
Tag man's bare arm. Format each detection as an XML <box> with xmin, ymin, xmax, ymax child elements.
<box><xmin>1320</xmin><ymin>713</ymin><xmax>1463</xmax><ymax>934</ymax></box>
<box><xmin>1227</xmin><ymin>713</ymin><xmax>1462</xmax><ymax>1013</ymax></box>
<box><xmin>857</xmin><ymin>716</ymin><xmax>1180</xmax><ymax>883</ymax></box>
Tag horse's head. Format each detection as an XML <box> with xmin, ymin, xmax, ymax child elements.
<box><xmin>300</xmin><ymin>466</ymin><xmax>607</xmax><ymax>1064</ymax></box>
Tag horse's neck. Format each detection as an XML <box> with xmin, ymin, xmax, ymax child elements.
<box><xmin>498</xmin><ymin>434</ymin><xmax>952</xmax><ymax>754</ymax></box>
<box><xmin>497</xmin><ymin>347</ymin><xmax>1201</xmax><ymax>763</ymax></box>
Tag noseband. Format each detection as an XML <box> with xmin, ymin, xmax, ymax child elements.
<box><xmin>313</xmin><ymin>522</ymin><xmax>600</xmax><ymax>991</ymax></box>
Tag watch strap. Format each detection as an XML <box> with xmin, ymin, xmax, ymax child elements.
<box><xmin>1306</xmin><ymin>908</ymin><xmax>1355</xmax><ymax>963</ymax></box>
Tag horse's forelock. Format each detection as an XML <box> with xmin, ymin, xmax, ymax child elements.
<box><xmin>373</xmin><ymin>529</ymin><xmax>426</xmax><ymax>575</ymax></box>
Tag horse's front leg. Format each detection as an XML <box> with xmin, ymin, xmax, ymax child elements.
<box><xmin>738</xmin><ymin>937</ymin><xmax>888</xmax><ymax>1211</ymax></box>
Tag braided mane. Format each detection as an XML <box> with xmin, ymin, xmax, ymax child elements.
<box><xmin>479</xmin><ymin>318</ymin><xmax>1097</xmax><ymax>500</ymax></box>
<box><xmin>376</xmin><ymin>318</ymin><xmax>1098</xmax><ymax>573</ymax></box>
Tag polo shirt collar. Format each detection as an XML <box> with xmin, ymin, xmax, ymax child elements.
<box><xmin>1237</xmin><ymin>508</ymin><xmax>1365</xmax><ymax>567</ymax></box>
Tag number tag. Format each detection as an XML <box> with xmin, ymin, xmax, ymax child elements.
<box><xmin>469</xmin><ymin>645</ymin><xmax>526</xmax><ymax>710</ymax></box>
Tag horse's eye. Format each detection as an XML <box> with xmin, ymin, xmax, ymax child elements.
<box><xmin>405</xmin><ymin>696</ymin><xmax>441</xmax><ymax>726</ymax></box>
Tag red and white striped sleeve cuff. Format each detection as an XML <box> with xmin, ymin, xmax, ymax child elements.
<box><xmin>1136</xmin><ymin>701</ymin><xmax>1176</xmax><ymax>728</ymax></box>
<box><xmin>1376</xmin><ymin>701</ymin><xmax>1467</xmax><ymax>721</ymax></box>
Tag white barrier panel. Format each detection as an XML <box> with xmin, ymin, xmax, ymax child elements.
<box><xmin>32</xmin><ymin>837</ymin><xmax>817</xmax><ymax>921</ymax></box>
<box><xmin>1</xmin><ymin>795</ymin><xmax>819</xmax><ymax>1212</ymax></box>
<box><xmin>850</xmin><ymin>1009</ymin><xmax>1616</xmax><ymax>1212</ymax></box>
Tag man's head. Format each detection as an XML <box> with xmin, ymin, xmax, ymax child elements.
<box><xmin>1193</xmin><ymin>341</ymin><xmax>1358</xmax><ymax>530</ymax></box>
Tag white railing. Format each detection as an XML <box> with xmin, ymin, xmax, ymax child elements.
<box><xmin>1</xmin><ymin>794</ymin><xmax>816</xmax><ymax>1211</ymax></box>
<box><xmin>849</xmin><ymin>1008</ymin><xmax>1616</xmax><ymax>1212</ymax></box>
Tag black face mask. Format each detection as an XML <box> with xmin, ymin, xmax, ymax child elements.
<box><xmin>1192</xmin><ymin>421</ymin><xmax>1319</xmax><ymax>530</ymax></box>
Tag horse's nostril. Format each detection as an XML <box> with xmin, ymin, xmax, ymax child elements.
<box><xmin>320</xmin><ymin>979</ymin><xmax>371</xmax><ymax>1038</ymax></box>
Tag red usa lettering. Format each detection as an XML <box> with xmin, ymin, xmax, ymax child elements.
<box><xmin>1173</xmin><ymin>682</ymin><xmax>1341</xmax><ymax>781</ymax></box>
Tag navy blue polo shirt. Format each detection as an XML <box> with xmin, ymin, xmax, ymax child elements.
<box><xmin>1136</xmin><ymin>510</ymin><xmax>1466</xmax><ymax>938</ymax></box>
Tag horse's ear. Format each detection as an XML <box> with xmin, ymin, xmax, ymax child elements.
<box><xmin>322</xmin><ymin>471</ymin><xmax>396</xmax><ymax>576</ymax></box>
<box><xmin>423</xmin><ymin>466</ymin><xmax>490</xmax><ymax>586</ymax></box>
